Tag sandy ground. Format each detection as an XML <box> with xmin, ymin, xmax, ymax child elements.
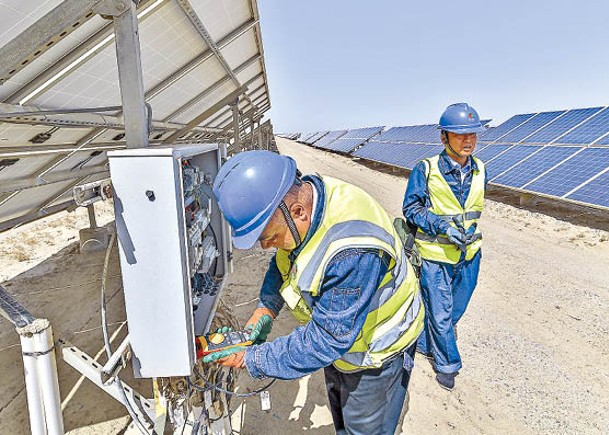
<box><xmin>1</xmin><ymin>137</ymin><xmax>608</xmax><ymax>434</ymax></box>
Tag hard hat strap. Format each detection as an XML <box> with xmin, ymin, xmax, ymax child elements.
<box><xmin>278</xmin><ymin>200</ymin><xmax>302</xmax><ymax>247</ymax></box>
<box><xmin>442</xmin><ymin>130</ymin><xmax>464</xmax><ymax>158</ymax></box>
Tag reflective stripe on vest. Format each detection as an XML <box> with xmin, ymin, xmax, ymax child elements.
<box><xmin>414</xmin><ymin>155</ymin><xmax>485</xmax><ymax>264</ymax></box>
<box><xmin>275</xmin><ymin>176</ymin><xmax>423</xmax><ymax>372</ymax></box>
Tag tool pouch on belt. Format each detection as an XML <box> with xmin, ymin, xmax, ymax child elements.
<box><xmin>393</xmin><ymin>217</ymin><xmax>421</xmax><ymax>277</ymax></box>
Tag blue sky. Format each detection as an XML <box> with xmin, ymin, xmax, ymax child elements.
<box><xmin>258</xmin><ymin>0</ymin><xmax>609</xmax><ymax>132</ymax></box>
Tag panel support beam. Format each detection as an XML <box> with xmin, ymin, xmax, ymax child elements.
<box><xmin>0</xmin><ymin>0</ymin><xmax>100</xmax><ymax>84</ymax></box>
<box><xmin>112</xmin><ymin>2</ymin><xmax>149</xmax><ymax>148</ymax></box>
<box><xmin>164</xmin><ymin>86</ymin><xmax>246</xmax><ymax>143</ymax></box>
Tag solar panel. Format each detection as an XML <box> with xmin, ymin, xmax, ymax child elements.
<box><xmin>305</xmin><ymin>131</ymin><xmax>327</xmax><ymax>144</ymax></box>
<box><xmin>376</xmin><ymin>125</ymin><xmax>438</xmax><ymax>143</ymax></box>
<box><xmin>492</xmin><ymin>146</ymin><xmax>582</xmax><ymax>188</ymax></box>
<box><xmin>340</xmin><ymin>126</ymin><xmax>383</xmax><ymax>140</ymax></box>
<box><xmin>402</xmin><ymin>144</ymin><xmax>443</xmax><ymax>168</ymax></box>
<box><xmin>497</xmin><ymin>111</ymin><xmax>565</xmax><ymax>143</ymax></box>
<box><xmin>523</xmin><ymin>107</ymin><xmax>604</xmax><ymax>144</ymax></box>
<box><xmin>524</xmin><ymin>147</ymin><xmax>609</xmax><ymax>197</ymax></box>
<box><xmin>354</xmin><ymin>142</ymin><xmax>410</xmax><ymax>168</ymax></box>
<box><xmin>473</xmin><ymin>144</ymin><xmax>512</xmax><ymax>162</ymax></box>
<box><xmin>314</xmin><ymin>130</ymin><xmax>348</xmax><ymax>149</ymax></box>
<box><xmin>486</xmin><ymin>145</ymin><xmax>542</xmax><ymax>180</ymax></box>
<box><xmin>478</xmin><ymin>113</ymin><xmax>536</xmax><ymax>142</ymax></box>
<box><xmin>325</xmin><ymin>137</ymin><xmax>368</xmax><ymax>154</ymax></box>
<box><xmin>556</xmin><ymin>107</ymin><xmax>609</xmax><ymax>144</ymax></box>
<box><xmin>594</xmin><ymin>133</ymin><xmax>609</xmax><ymax>146</ymax></box>
<box><xmin>566</xmin><ymin>169</ymin><xmax>609</xmax><ymax>208</ymax></box>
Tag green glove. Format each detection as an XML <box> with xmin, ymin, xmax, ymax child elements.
<box><xmin>216</xmin><ymin>326</ymin><xmax>232</xmax><ymax>334</ymax></box>
<box><xmin>248</xmin><ymin>314</ymin><xmax>273</xmax><ymax>343</ymax></box>
<box><xmin>202</xmin><ymin>346</ymin><xmax>244</xmax><ymax>364</ymax></box>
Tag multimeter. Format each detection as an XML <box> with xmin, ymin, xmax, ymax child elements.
<box><xmin>198</xmin><ymin>330</ymin><xmax>253</xmax><ymax>356</ymax></box>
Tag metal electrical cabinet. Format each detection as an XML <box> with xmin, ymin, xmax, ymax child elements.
<box><xmin>108</xmin><ymin>144</ymin><xmax>231</xmax><ymax>378</ymax></box>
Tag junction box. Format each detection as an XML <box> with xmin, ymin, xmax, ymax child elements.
<box><xmin>108</xmin><ymin>144</ymin><xmax>231</xmax><ymax>378</ymax></box>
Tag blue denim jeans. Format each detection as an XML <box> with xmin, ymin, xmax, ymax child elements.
<box><xmin>416</xmin><ymin>251</ymin><xmax>481</xmax><ymax>374</ymax></box>
<box><xmin>323</xmin><ymin>345</ymin><xmax>416</xmax><ymax>435</ymax></box>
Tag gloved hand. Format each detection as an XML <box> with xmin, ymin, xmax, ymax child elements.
<box><xmin>446</xmin><ymin>226</ymin><xmax>465</xmax><ymax>246</ymax></box>
<box><xmin>246</xmin><ymin>307</ymin><xmax>275</xmax><ymax>344</ymax></box>
<box><xmin>463</xmin><ymin>224</ymin><xmax>478</xmax><ymax>244</ymax></box>
<box><xmin>202</xmin><ymin>346</ymin><xmax>245</xmax><ymax>368</ymax></box>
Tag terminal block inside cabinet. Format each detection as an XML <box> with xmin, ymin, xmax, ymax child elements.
<box><xmin>108</xmin><ymin>144</ymin><xmax>231</xmax><ymax>378</ymax></box>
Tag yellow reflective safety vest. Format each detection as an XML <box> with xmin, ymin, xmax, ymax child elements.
<box><xmin>275</xmin><ymin>176</ymin><xmax>424</xmax><ymax>373</ymax></box>
<box><xmin>415</xmin><ymin>155</ymin><xmax>485</xmax><ymax>264</ymax></box>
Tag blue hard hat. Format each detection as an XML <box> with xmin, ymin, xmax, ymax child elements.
<box><xmin>438</xmin><ymin>103</ymin><xmax>486</xmax><ymax>134</ymax></box>
<box><xmin>212</xmin><ymin>150</ymin><xmax>297</xmax><ymax>249</ymax></box>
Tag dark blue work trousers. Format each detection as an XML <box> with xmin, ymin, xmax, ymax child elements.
<box><xmin>416</xmin><ymin>251</ymin><xmax>481</xmax><ymax>374</ymax></box>
<box><xmin>323</xmin><ymin>345</ymin><xmax>416</xmax><ymax>435</ymax></box>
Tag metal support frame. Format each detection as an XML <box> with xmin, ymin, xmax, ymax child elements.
<box><xmin>4</xmin><ymin>0</ymin><xmax>162</xmax><ymax>105</ymax></box>
<box><xmin>0</xmin><ymin>164</ymin><xmax>109</xmax><ymax>194</ymax></box>
<box><xmin>112</xmin><ymin>1</ymin><xmax>149</xmax><ymax>148</ymax></box>
<box><xmin>0</xmin><ymin>101</ymin><xmax>215</xmax><ymax>133</ymax></box>
<box><xmin>230</xmin><ymin>98</ymin><xmax>242</xmax><ymax>150</ymax></box>
<box><xmin>162</xmin><ymin>54</ymin><xmax>261</xmax><ymax>122</ymax></box>
<box><xmin>202</xmin><ymin>74</ymin><xmax>265</xmax><ymax>129</ymax></box>
<box><xmin>145</xmin><ymin>18</ymin><xmax>257</xmax><ymax>102</ymax></box>
<box><xmin>176</xmin><ymin>0</ymin><xmax>255</xmax><ymax>109</ymax></box>
<box><xmin>61</xmin><ymin>343</ymin><xmax>155</xmax><ymax>428</ymax></box>
<box><xmin>164</xmin><ymin>86</ymin><xmax>246</xmax><ymax>143</ymax></box>
<box><xmin>0</xmin><ymin>0</ymin><xmax>101</xmax><ymax>84</ymax></box>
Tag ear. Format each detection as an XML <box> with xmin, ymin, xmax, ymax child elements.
<box><xmin>440</xmin><ymin>131</ymin><xmax>449</xmax><ymax>146</ymax></box>
<box><xmin>289</xmin><ymin>202</ymin><xmax>308</xmax><ymax>222</ymax></box>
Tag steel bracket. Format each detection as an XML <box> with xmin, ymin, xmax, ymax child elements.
<box><xmin>93</xmin><ymin>0</ymin><xmax>131</xmax><ymax>18</ymax></box>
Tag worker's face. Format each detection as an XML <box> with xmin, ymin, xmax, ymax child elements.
<box><xmin>258</xmin><ymin>209</ymin><xmax>295</xmax><ymax>250</ymax></box>
<box><xmin>258</xmin><ymin>191</ymin><xmax>311</xmax><ymax>250</ymax></box>
<box><xmin>444</xmin><ymin>132</ymin><xmax>477</xmax><ymax>157</ymax></box>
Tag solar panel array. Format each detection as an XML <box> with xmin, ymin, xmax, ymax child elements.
<box><xmin>312</xmin><ymin>130</ymin><xmax>348</xmax><ymax>149</ymax></box>
<box><xmin>0</xmin><ymin>0</ymin><xmax>272</xmax><ymax>232</ymax></box>
<box><xmin>290</xmin><ymin>105</ymin><xmax>609</xmax><ymax>210</ymax></box>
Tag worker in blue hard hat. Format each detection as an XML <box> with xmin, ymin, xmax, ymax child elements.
<box><xmin>402</xmin><ymin>103</ymin><xmax>488</xmax><ymax>391</ymax></box>
<box><xmin>208</xmin><ymin>150</ymin><xmax>424</xmax><ymax>434</ymax></box>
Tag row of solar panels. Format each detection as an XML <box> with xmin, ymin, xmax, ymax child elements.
<box><xmin>283</xmin><ymin>106</ymin><xmax>609</xmax><ymax>210</ymax></box>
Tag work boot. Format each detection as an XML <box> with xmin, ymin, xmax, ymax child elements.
<box><xmin>436</xmin><ymin>372</ymin><xmax>457</xmax><ymax>391</ymax></box>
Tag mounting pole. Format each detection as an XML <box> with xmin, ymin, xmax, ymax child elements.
<box><xmin>229</xmin><ymin>98</ymin><xmax>241</xmax><ymax>151</ymax></box>
<box><xmin>111</xmin><ymin>1</ymin><xmax>149</xmax><ymax>148</ymax></box>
